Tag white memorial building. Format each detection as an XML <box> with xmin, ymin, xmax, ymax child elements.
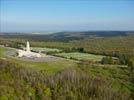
<box><xmin>18</xmin><ymin>41</ymin><xmax>41</xmax><ymax>58</ymax></box>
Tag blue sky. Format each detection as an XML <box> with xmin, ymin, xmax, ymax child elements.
<box><xmin>0</xmin><ymin>0</ymin><xmax>134</xmax><ymax>32</ymax></box>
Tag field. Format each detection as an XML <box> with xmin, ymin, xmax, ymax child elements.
<box><xmin>32</xmin><ymin>47</ymin><xmax>61</xmax><ymax>53</ymax></box>
<box><xmin>0</xmin><ymin>47</ymin><xmax>6</xmax><ymax>57</ymax></box>
<box><xmin>55</xmin><ymin>52</ymin><xmax>105</xmax><ymax>62</ymax></box>
<box><xmin>0</xmin><ymin>45</ymin><xmax>133</xmax><ymax>99</ymax></box>
<box><xmin>0</xmin><ymin>47</ymin><xmax>77</xmax><ymax>74</ymax></box>
<box><xmin>0</xmin><ymin>34</ymin><xmax>134</xmax><ymax>100</ymax></box>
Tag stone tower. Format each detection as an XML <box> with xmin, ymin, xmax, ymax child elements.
<box><xmin>26</xmin><ymin>41</ymin><xmax>30</xmax><ymax>52</ymax></box>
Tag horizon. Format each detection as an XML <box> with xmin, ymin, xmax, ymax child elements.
<box><xmin>1</xmin><ymin>30</ymin><xmax>134</xmax><ymax>34</ymax></box>
<box><xmin>0</xmin><ymin>0</ymin><xmax>134</xmax><ymax>33</ymax></box>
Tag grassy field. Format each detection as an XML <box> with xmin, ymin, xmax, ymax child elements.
<box><xmin>0</xmin><ymin>35</ymin><xmax>134</xmax><ymax>99</ymax></box>
<box><xmin>9</xmin><ymin>58</ymin><xmax>76</xmax><ymax>74</ymax></box>
<box><xmin>55</xmin><ymin>52</ymin><xmax>105</xmax><ymax>62</ymax></box>
<box><xmin>0</xmin><ymin>47</ymin><xmax>77</xmax><ymax>74</ymax></box>
<box><xmin>0</xmin><ymin>47</ymin><xmax>6</xmax><ymax>57</ymax></box>
<box><xmin>32</xmin><ymin>47</ymin><xmax>61</xmax><ymax>53</ymax></box>
<box><xmin>0</xmin><ymin>46</ymin><xmax>133</xmax><ymax>99</ymax></box>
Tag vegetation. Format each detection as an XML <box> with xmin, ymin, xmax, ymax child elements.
<box><xmin>0</xmin><ymin>35</ymin><xmax>134</xmax><ymax>56</ymax></box>
<box><xmin>0</xmin><ymin>47</ymin><xmax>77</xmax><ymax>74</ymax></box>
<box><xmin>128</xmin><ymin>57</ymin><xmax>134</xmax><ymax>72</ymax></box>
<box><xmin>0</xmin><ymin>59</ymin><xmax>133</xmax><ymax>100</ymax></box>
<box><xmin>101</xmin><ymin>56</ymin><xmax>119</xmax><ymax>64</ymax></box>
<box><xmin>0</xmin><ymin>33</ymin><xmax>134</xmax><ymax>99</ymax></box>
<box><xmin>54</xmin><ymin>52</ymin><xmax>105</xmax><ymax>62</ymax></box>
<box><xmin>31</xmin><ymin>47</ymin><xmax>62</xmax><ymax>55</ymax></box>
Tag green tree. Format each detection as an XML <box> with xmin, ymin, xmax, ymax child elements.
<box><xmin>101</xmin><ymin>56</ymin><xmax>114</xmax><ymax>64</ymax></box>
<box><xmin>77</xmin><ymin>47</ymin><xmax>84</xmax><ymax>53</ymax></box>
<box><xmin>128</xmin><ymin>57</ymin><xmax>134</xmax><ymax>72</ymax></box>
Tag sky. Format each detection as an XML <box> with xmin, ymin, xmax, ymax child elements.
<box><xmin>0</xmin><ymin>0</ymin><xmax>134</xmax><ymax>32</ymax></box>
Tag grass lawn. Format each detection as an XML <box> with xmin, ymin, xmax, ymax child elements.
<box><xmin>55</xmin><ymin>52</ymin><xmax>105</xmax><ymax>62</ymax></box>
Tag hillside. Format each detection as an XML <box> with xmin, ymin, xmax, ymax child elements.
<box><xmin>0</xmin><ymin>33</ymin><xmax>134</xmax><ymax>56</ymax></box>
<box><xmin>0</xmin><ymin>31</ymin><xmax>134</xmax><ymax>41</ymax></box>
<box><xmin>0</xmin><ymin>32</ymin><xmax>134</xmax><ymax>100</ymax></box>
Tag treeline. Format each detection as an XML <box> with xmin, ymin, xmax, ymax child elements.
<box><xmin>0</xmin><ymin>59</ymin><xmax>133</xmax><ymax>100</ymax></box>
<box><xmin>1</xmin><ymin>31</ymin><xmax>131</xmax><ymax>42</ymax></box>
<box><xmin>101</xmin><ymin>53</ymin><xmax>134</xmax><ymax>66</ymax></box>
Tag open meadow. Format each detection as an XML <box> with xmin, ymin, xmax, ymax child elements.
<box><xmin>55</xmin><ymin>52</ymin><xmax>105</xmax><ymax>62</ymax></box>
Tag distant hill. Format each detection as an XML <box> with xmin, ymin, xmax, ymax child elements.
<box><xmin>49</xmin><ymin>31</ymin><xmax>132</xmax><ymax>39</ymax></box>
<box><xmin>0</xmin><ymin>31</ymin><xmax>134</xmax><ymax>41</ymax></box>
